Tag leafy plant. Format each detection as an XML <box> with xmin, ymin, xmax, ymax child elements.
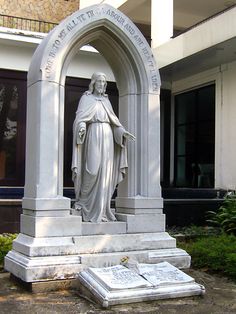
<box><xmin>207</xmin><ymin>191</ymin><xmax>236</xmax><ymax>235</ymax></box>
<box><xmin>168</xmin><ymin>225</ymin><xmax>220</xmax><ymax>239</ymax></box>
<box><xmin>0</xmin><ymin>233</ymin><xmax>17</xmax><ymax>266</ymax></box>
<box><xmin>178</xmin><ymin>234</ymin><xmax>236</xmax><ymax>280</ymax></box>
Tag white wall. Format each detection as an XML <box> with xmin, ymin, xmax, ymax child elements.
<box><xmin>0</xmin><ymin>38</ymin><xmax>115</xmax><ymax>81</ymax></box>
<box><xmin>68</xmin><ymin>51</ymin><xmax>115</xmax><ymax>81</ymax></box>
<box><xmin>219</xmin><ymin>60</ymin><xmax>236</xmax><ymax>190</ymax></box>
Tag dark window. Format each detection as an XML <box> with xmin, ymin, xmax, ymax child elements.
<box><xmin>160</xmin><ymin>89</ymin><xmax>171</xmax><ymax>187</ymax></box>
<box><xmin>174</xmin><ymin>84</ymin><xmax>215</xmax><ymax>188</ymax></box>
<box><xmin>0</xmin><ymin>70</ymin><xmax>27</xmax><ymax>186</ymax></box>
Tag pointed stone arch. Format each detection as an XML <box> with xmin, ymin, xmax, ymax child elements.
<box><xmin>23</xmin><ymin>4</ymin><xmax>162</xmax><ymax>216</ymax></box>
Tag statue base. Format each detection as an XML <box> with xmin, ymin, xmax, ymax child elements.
<box><xmin>5</xmin><ymin>224</ymin><xmax>190</xmax><ymax>282</ymax></box>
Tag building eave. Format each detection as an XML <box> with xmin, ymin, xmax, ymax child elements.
<box><xmin>154</xmin><ymin>5</ymin><xmax>236</xmax><ymax>81</ymax></box>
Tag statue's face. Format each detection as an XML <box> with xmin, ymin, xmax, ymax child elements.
<box><xmin>94</xmin><ymin>75</ymin><xmax>106</xmax><ymax>94</ymax></box>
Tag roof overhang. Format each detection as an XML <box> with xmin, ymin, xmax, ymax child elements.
<box><xmin>154</xmin><ymin>6</ymin><xmax>236</xmax><ymax>81</ymax></box>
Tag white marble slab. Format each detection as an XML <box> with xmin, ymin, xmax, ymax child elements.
<box><xmin>137</xmin><ymin>261</ymin><xmax>194</xmax><ymax>286</ymax></box>
<box><xmin>77</xmin><ymin>262</ymin><xmax>205</xmax><ymax>307</ymax></box>
<box><xmin>87</xmin><ymin>265</ymin><xmax>151</xmax><ymax>291</ymax></box>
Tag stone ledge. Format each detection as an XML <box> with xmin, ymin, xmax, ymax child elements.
<box><xmin>116</xmin><ymin>213</ymin><xmax>165</xmax><ymax>233</ymax></box>
<box><xmin>0</xmin><ymin>199</ymin><xmax>22</xmax><ymax>205</ymax></box>
<box><xmin>4</xmin><ymin>251</ymin><xmax>85</xmax><ymax>282</ymax></box>
<box><xmin>116</xmin><ymin>197</ymin><xmax>163</xmax><ymax>208</ymax></box>
<box><xmin>20</xmin><ymin>215</ymin><xmax>82</xmax><ymax>237</ymax></box>
<box><xmin>13</xmin><ymin>232</ymin><xmax>176</xmax><ymax>256</ymax></box>
<box><xmin>80</xmin><ymin>248</ymin><xmax>191</xmax><ymax>269</ymax></box>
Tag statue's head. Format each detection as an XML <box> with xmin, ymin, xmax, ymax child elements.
<box><xmin>88</xmin><ymin>72</ymin><xmax>107</xmax><ymax>95</ymax></box>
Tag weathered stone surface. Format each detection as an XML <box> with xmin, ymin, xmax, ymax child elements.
<box><xmin>79</xmin><ymin>248</ymin><xmax>190</xmax><ymax>269</ymax></box>
<box><xmin>115</xmin><ymin>213</ymin><xmax>165</xmax><ymax>233</ymax></box>
<box><xmin>4</xmin><ymin>251</ymin><xmax>84</xmax><ymax>282</ymax></box>
<box><xmin>81</xmin><ymin>222</ymin><xmax>127</xmax><ymax>235</ymax></box>
<box><xmin>137</xmin><ymin>261</ymin><xmax>194</xmax><ymax>286</ymax></box>
<box><xmin>116</xmin><ymin>196</ymin><xmax>163</xmax><ymax>209</ymax></box>
<box><xmin>77</xmin><ymin>262</ymin><xmax>205</xmax><ymax>307</ymax></box>
<box><xmin>85</xmin><ymin>265</ymin><xmax>151</xmax><ymax>290</ymax></box>
<box><xmin>13</xmin><ymin>232</ymin><xmax>176</xmax><ymax>256</ymax></box>
<box><xmin>6</xmin><ymin>231</ymin><xmax>190</xmax><ymax>282</ymax></box>
<box><xmin>148</xmin><ymin>248</ymin><xmax>191</xmax><ymax>269</ymax></box>
<box><xmin>20</xmin><ymin>215</ymin><xmax>82</xmax><ymax>237</ymax></box>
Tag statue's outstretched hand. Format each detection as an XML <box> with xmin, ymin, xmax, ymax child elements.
<box><xmin>123</xmin><ymin>131</ymin><xmax>135</xmax><ymax>141</ymax></box>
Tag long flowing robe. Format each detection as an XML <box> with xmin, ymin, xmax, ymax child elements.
<box><xmin>71</xmin><ymin>93</ymin><xmax>128</xmax><ymax>222</ymax></box>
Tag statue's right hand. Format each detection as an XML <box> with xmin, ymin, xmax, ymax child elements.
<box><xmin>72</xmin><ymin>168</ymin><xmax>77</xmax><ymax>182</ymax></box>
<box><xmin>78</xmin><ymin>127</ymin><xmax>86</xmax><ymax>138</ymax></box>
<box><xmin>77</xmin><ymin>126</ymin><xmax>86</xmax><ymax>144</ymax></box>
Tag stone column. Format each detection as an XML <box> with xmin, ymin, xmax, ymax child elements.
<box><xmin>115</xmin><ymin>91</ymin><xmax>164</xmax><ymax>233</ymax></box>
<box><xmin>21</xmin><ymin>80</ymin><xmax>82</xmax><ymax>238</ymax></box>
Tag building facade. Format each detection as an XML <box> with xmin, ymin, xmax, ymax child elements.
<box><xmin>1</xmin><ymin>0</ymin><xmax>236</xmax><ymax>232</ymax></box>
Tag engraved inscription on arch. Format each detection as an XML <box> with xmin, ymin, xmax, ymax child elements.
<box><xmin>41</xmin><ymin>5</ymin><xmax>160</xmax><ymax>92</ymax></box>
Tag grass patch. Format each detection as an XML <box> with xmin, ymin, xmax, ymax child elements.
<box><xmin>178</xmin><ymin>233</ymin><xmax>236</xmax><ymax>280</ymax></box>
<box><xmin>0</xmin><ymin>233</ymin><xmax>17</xmax><ymax>266</ymax></box>
<box><xmin>168</xmin><ymin>225</ymin><xmax>220</xmax><ymax>240</ymax></box>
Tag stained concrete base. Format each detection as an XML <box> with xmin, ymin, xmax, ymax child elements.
<box><xmin>10</xmin><ymin>274</ymin><xmax>78</xmax><ymax>293</ymax></box>
<box><xmin>5</xmin><ymin>229</ymin><xmax>191</xmax><ymax>283</ymax></box>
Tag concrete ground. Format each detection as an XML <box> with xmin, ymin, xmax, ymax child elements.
<box><xmin>0</xmin><ymin>269</ymin><xmax>236</xmax><ymax>314</ymax></box>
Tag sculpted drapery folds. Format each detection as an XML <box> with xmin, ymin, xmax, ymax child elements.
<box><xmin>71</xmin><ymin>72</ymin><xmax>135</xmax><ymax>223</ymax></box>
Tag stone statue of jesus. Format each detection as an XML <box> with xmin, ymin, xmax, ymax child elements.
<box><xmin>71</xmin><ymin>72</ymin><xmax>135</xmax><ymax>223</ymax></box>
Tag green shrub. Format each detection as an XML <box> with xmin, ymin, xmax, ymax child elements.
<box><xmin>179</xmin><ymin>234</ymin><xmax>236</xmax><ymax>280</ymax></box>
<box><xmin>0</xmin><ymin>233</ymin><xmax>17</xmax><ymax>265</ymax></box>
<box><xmin>168</xmin><ymin>225</ymin><xmax>220</xmax><ymax>239</ymax></box>
<box><xmin>207</xmin><ymin>192</ymin><xmax>236</xmax><ymax>235</ymax></box>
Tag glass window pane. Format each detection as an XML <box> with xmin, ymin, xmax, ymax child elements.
<box><xmin>198</xmin><ymin>85</ymin><xmax>215</xmax><ymax>121</ymax></box>
<box><xmin>0</xmin><ymin>84</ymin><xmax>18</xmax><ymax>180</ymax></box>
<box><xmin>176</xmin><ymin>156</ymin><xmax>195</xmax><ymax>187</ymax></box>
<box><xmin>176</xmin><ymin>124</ymin><xmax>195</xmax><ymax>156</ymax></box>
<box><xmin>197</xmin><ymin>121</ymin><xmax>215</xmax><ymax>163</ymax></box>
<box><xmin>0</xmin><ymin>71</ymin><xmax>26</xmax><ymax>186</ymax></box>
<box><xmin>176</xmin><ymin>91</ymin><xmax>195</xmax><ymax>125</ymax></box>
<box><xmin>175</xmin><ymin>84</ymin><xmax>215</xmax><ymax>188</ymax></box>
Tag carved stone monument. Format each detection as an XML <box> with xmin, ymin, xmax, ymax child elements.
<box><xmin>77</xmin><ymin>262</ymin><xmax>205</xmax><ymax>307</ymax></box>
<box><xmin>5</xmin><ymin>4</ymin><xmax>190</xmax><ymax>284</ymax></box>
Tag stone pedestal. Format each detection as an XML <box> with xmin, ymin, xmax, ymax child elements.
<box><xmin>5</xmin><ymin>222</ymin><xmax>191</xmax><ymax>282</ymax></box>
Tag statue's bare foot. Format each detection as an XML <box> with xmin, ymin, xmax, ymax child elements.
<box><xmin>101</xmin><ymin>216</ymin><xmax>108</xmax><ymax>222</ymax></box>
<box><xmin>73</xmin><ymin>202</ymin><xmax>82</xmax><ymax>211</ymax></box>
